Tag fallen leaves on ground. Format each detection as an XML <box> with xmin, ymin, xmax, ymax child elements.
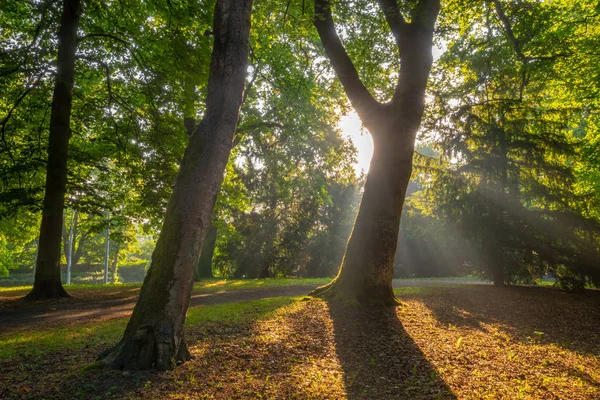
<box><xmin>1</xmin><ymin>285</ymin><xmax>599</xmax><ymax>399</ymax></box>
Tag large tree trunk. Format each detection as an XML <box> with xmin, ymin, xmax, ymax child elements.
<box><xmin>98</xmin><ymin>0</ymin><xmax>253</xmax><ymax>371</ymax></box>
<box><xmin>318</xmin><ymin>129</ymin><xmax>415</xmax><ymax>304</ymax></box>
<box><xmin>195</xmin><ymin>223</ymin><xmax>217</xmax><ymax>280</ymax></box>
<box><xmin>310</xmin><ymin>0</ymin><xmax>440</xmax><ymax>305</ymax></box>
<box><xmin>25</xmin><ymin>0</ymin><xmax>81</xmax><ymax>301</ymax></box>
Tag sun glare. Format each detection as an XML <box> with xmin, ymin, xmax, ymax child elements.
<box><xmin>339</xmin><ymin>112</ymin><xmax>374</xmax><ymax>174</ymax></box>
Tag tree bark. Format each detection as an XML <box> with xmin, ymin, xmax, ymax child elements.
<box><xmin>195</xmin><ymin>223</ymin><xmax>217</xmax><ymax>280</ymax></box>
<box><xmin>25</xmin><ymin>0</ymin><xmax>81</xmax><ymax>301</ymax></box>
<box><xmin>310</xmin><ymin>0</ymin><xmax>440</xmax><ymax>305</ymax></box>
<box><xmin>98</xmin><ymin>0</ymin><xmax>253</xmax><ymax>370</ymax></box>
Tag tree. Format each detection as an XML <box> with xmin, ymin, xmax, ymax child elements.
<box><xmin>310</xmin><ymin>0</ymin><xmax>440</xmax><ymax>305</ymax></box>
<box><xmin>25</xmin><ymin>0</ymin><xmax>81</xmax><ymax>301</ymax></box>
<box><xmin>415</xmin><ymin>0</ymin><xmax>600</xmax><ymax>288</ymax></box>
<box><xmin>98</xmin><ymin>0</ymin><xmax>253</xmax><ymax>370</ymax></box>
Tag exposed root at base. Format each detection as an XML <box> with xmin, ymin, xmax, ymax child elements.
<box><xmin>311</xmin><ymin>281</ymin><xmax>400</xmax><ymax>308</ymax></box>
<box><xmin>308</xmin><ymin>280</ymin><xmax>336</xmax><ymax>297</ymax></box>
<box><xmin>23</xmin><ymin>287</ymin><xmax>72</xmax><ymax>302</ymax></box>
<box><xmin>97</xmin><ymin>328</ymin><xmax>193</xmax><ymax>371</ymax></box>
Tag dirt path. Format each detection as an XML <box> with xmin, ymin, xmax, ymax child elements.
<box><xmin>0</xmin><ymin>279</ymin><xmax>488</xmax><ymax>334</ymax></box>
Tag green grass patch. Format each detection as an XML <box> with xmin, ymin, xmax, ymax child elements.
<box><xmin>0</xmin><ymin>296</ymin><xmax>300</xmax><ymax>361</ymax></box>
<box><xmin>185</xmin><ymin>296</ymin><xmax>300</xmax><ymax>325</ymax></box>
<box><xmin>0</xmin><ymin>317</ymin><xmax>127</xmax><ymax>361</ymax></box>
<box><xmin>396</xmin><ymin>275</ymin><xmax>483</xmax><ymax>281</ymax></box>
<box><xmin>0</xmin><ymin>283</ymin><xmax>142</xmax><ymax>297</ymax></box>
<box><xmin>192</xmin><ymin>278</ymin><xmax>331</xmax><ymax>293</ymax></box>
<box><xmin>0</xmin><ymin>278</ymin><xmax>331</xmax><ymax>297</ymax></box>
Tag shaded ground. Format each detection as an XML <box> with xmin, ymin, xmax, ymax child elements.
<box><xmin>0</xmin><ymin>278</ymin><xmax>487</xmax><ymax>334</ymax></box>
<box><xmin>1</xmin><ymin>284</ymin><xmax>599</xmax><ymax>399</ymax></box>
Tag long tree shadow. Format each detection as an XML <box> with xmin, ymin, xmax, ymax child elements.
<box><xmin>403</xmin><ymin>285</ymin><xmax>600</xmax><ymax>356</ymax></box>
<box><xmin>327</xmin><ymin>302</ymin><xmax>456</xmax><ymax>400</ymax></box>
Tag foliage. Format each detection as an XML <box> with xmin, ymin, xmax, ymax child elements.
<box><xmin>1</xmin><ymin>0</ymin><xmax>600</xmax><ymax>287</ymax></box>
<box><xmin>210</xmin><ymin>0</ymin><xmax>361</xmax><ymax>279</ymax></box>
<box><xmin>414</xmin><ymin>0</ymin><xmax>600</xmax><ymax>286</ymax></box>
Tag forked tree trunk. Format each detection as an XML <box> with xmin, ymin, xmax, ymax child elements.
<box><xmin>98</xmin><ymin>0</ymin><xmax>253</xmax><ymax>370</ymax></box>
<box><xmin>310</xmin><ymin>0</ymin><xmax>440</xmax><ymax>305</ymax></box>
<box><xmin>25</xmin><ymin>0</ymin><xmax>81</xmax><ymax>301</ymax></box>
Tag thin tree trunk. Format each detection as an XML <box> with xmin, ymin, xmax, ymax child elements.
<box><xmin>25</xmin><ymin>0</ymin><xmax>81</xmax><ymax>301</ymax></box>
<box><xmin>62</xmin><ymin>209</ymin><xmax>76</xmax><ymax>285</ymax></box>
<box><xmin>310</xmin><ymin>0</ymin><xmax>440</xmax><ymax>305</ymax></box>
<box><xmin>103</xmin><ymin>210</ymin><xmax>110</xmax><ymax>284</ymax></box>
<box><xmin>110</xmin><ymin>241</ymin><xmax>121</xmax><ymax>284</ymax></box>
<box><xmin>67</xmin><ymin>209</ymin><xmax>78</xmax><ymax>284</ymax></box>
<box><xmin>72</xmin><ymin>233</ymin><xmax>86</xmax><ymax>268</ymax></box>
<box><xmin>195</xmin><ymin>223</ymin><xmax>217</xmax><ymax>280</ymax></box>
<box><xmin>98</xmin><ymin>0</ymin><xmax>253</xmax><ymax>370</ymax></box>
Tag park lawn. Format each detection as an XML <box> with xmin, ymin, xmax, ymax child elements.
<box><xmin>0</xmin><ymin>278</ymin><xmax>331</xmax><ymax>301</ymax></box>
<box><xmin>1</xmin><ymin>285</ymin><xmax>599</xmax><ymax>399</ymax></box>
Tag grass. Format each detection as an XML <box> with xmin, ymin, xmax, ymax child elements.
<box><xmin>0</xmin><ymin>278</ymin><xmax>331</xmax><ymax>298</ymax></box>
<box><xmin>0</xmin><ymin>275</ymin><xmax>489</xmax><ymax>298</ymax></box>
<box><xmin>192</xmin><ymin>277</ymin><xmax>331</xmax><ymax>292</ymax></box>
<box><xmin>397</xmin><ymin>275</ymin><xmax>482</xmax><ymax>281</ymax></box>
<box><xmin>1</xmin><ymin>284</ymin><xmax>599</xmax><ymax>399</ymax></box>
<box><xmin>0</xmin><ymin>283</ymin><xmax>142</xmax><ymax>298</ymax></box>
<box><xmin>0</xmin><ymin>296</ymin><xmax>299</xmax><ymax>360</ymax></box>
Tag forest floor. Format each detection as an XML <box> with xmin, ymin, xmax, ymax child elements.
<box><xmin>1</xmin><ymin>282</ymin><xmax>598</xmax><ymax>399</ymax></box>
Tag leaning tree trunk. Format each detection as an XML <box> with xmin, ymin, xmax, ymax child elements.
<box><xmin>98</xmin><ymin>0</ymin><xmax>253</xmax><ymax>371</ymax></box>
<box><xmin>25</xmin><ymin>0</ymin><xmax>81</xmax><ymax>301</ymax></box>
<box><xmin>310</xmin><ymin>0</ymin><xmax>440</xmax><ymax>305</ymax></box>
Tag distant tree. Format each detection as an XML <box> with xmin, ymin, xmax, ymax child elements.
<box><xmin>195</xmin><ymin>224</ymin><xmax>216</xmax><ymax>279</ymax></box>
<box><xmin>25</xmin><ymin>0</ymin><xmax>81</xmax><ymax>300</ymax></box>
<box><xmin>205</xmin><ymin>0</ymin><xmax>359</xmax><ymax>280</ymax></box>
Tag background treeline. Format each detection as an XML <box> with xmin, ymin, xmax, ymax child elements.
<box><xmin>1</xmin><ymin>0</ymin><xmax>599</xmax><ymax>290</ymax></box>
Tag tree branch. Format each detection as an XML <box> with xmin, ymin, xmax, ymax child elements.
<box><xmin>78</xmin><ymin>33</ymin><xmax>149</xmax><ymax>74</ymax></box>
<box><xmin>377</xmin><ymin>0</ymin><xmax>406</xmax><ymax>46</ymax></box>
<box><xmin>488</xmin><ymin>0</ymin><xmax>525</xmax><ymax>60</ymax></box>
<box><xmin>313</xmin><ymin>0</ymin><xmax>380</xmax><ymax>119</ymax></box>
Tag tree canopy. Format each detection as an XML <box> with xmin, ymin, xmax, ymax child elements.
<box><xmin>0</xmin><ymin>0</ymin><xmax>598</xmax><ymax>294</ymax></box>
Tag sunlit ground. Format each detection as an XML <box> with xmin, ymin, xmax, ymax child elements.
<box><xmin>1</xmin><ymin>284</ymin><xmax>598</xmax><ymax>399</ymax></box>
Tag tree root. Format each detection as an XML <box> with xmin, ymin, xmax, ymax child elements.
<box><xmin>23</xmin><ymin>285</ymin><xmax>71</xmax><ymax>302</ymax></box>
<box><xmin>308</xmin><ymin>279</ymin><xmax>336</xmax><ymax>297</ymax></box>
<box><xmin>97</xmin><ymin>327</ymin><xmax>193</xmax><ymax>371</ymax></box>
<box><xmin>309</xmin><ymin>279</ymin><xmax>400</xmax><ymax>307</ymax></box>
